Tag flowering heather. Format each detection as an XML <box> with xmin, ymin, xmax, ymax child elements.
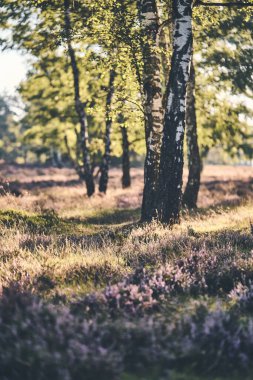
<box><xmin>230</xmin><ymin>282</ymin><xmax>253</xmax><ymax>313</ymax></box>
<box><xmin>0</xmin><ymin>166</ymin><xmax>253</xmax><ymax>379</ymax></box>
<box><xmin>3</xmin><ymin>283</ymin><xmax>253</xmax><ymax>379</ymax></box>
<box><xmin>71</xmin><ymin>246</ymin><xmax>253</xmax><ymax>319</ymax></box>
<box><xmin>0</xmin><ymin>285</ymin><xmax>123</xmax><ymax>380</ymax></box>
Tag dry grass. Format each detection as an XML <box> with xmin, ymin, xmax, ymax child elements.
<box><xmin>0</xmin><ymin>164</ymin><xmax>251</xmax><ymax>217</ymax></box>
<box><xmin>0</xmin><ymin>163</ymin><xmax>252</xmax><ymax>298</ymax></box>
<box><xmin>0</xmin><ymin>164</ymin><xmax>253</xmax><ymax>379</ymax></box>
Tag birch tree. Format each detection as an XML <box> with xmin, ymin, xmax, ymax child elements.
<box><xmin>64</xmin><ymin>0</ymin><xmax>95</xmax><ymax>196</ymax></box>
<box><xmin>138</xmin><ymin>0</ymin><xmax>165</xmax><ymax>222</ymax></box>
<box><xmin>154</xmin><ymin>0</ymin><xmax>193</xmax><ymax>224</ymax></box>
<box><xmin>152</xmin><ymin>0</ymin><xmax>252</xmax><ymax>224</ymax></box>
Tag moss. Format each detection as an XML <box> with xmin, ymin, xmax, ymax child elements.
<box><xmin>85</xmin><ymin>207</ymin><xmax>140</xmax><ymax>225</ymax></box>
<box><xmin>0</xmin><ymin>209</ymin><xmax>59</xmax><ymax>232</ymax></box>
<box><xmin>0</xmin><ymin>209</ymin><xmax>85</xmax><ymax>234</ymax></box>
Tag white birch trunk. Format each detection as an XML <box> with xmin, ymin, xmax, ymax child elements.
<box><xmin>155</xmin><ymin>0</ymin><xmax>193</xmax><ymax>224</ymax></box>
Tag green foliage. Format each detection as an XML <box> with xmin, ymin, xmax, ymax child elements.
<box><xmin>0</xmin><ymin>0</ymin><xmax>146</xmax><ymax>166</ymax></box>
<box><xmin>0</xmin><ymin>0</ymin><xmax>252</xmax><ymax>165</ymax></box>
<box><xmin>0</xmin><ymin>96</ymin><xmax>24</xmax><ymax>162</ymax></box>
<box><xmin>0</xmin><ymin>209</ymin><xmax>62</xmax><ymax>233</ymax></box>
<box><xmin>194</xmin><ymin>8</ymin><xmax>253</xmax><ymax>160</ymax></box>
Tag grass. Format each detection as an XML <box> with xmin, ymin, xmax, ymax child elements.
<box><xmin>0</xmin><ymin>164</ymin><xmax>253</xmax><ymax>379</ymax></box>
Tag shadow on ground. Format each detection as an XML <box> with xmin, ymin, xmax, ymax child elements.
<box><xmin>75</xmin><ymin>207</ymin><xmax>141</xmax><ymax>225</ymax></box>
<box><xmin>0</xmin><ymin>179</ymin><xmax>82</xmax><ymax>195</ymax></box>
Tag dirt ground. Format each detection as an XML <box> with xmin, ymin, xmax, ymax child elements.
<box><xmin>0</xmin><ymin>164</ymin><xmax>252</xmax><ymax>219</ymax></box>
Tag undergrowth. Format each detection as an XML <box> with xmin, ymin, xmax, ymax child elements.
<box><xmin>1</xmin><ymin>196</ymin><xmax>253</xmax><ymax>379</ymax></box>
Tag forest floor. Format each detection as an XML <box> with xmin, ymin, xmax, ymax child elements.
<box><xmin>0</xmin><ymin>164</ymin><xmax>253</xmax><ymax>380</ymax></box>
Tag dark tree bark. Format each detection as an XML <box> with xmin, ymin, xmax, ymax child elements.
<box><xmin>51</xmin><ymin>148</ymin><xmax>63</xmax><ymax>168</ymax></box>
<box><xmin>138</xmin><ymin>0</ymin><xmax>164</xmax><ymax>222</ymax></box>
<box><xmin>121</xmin><ymin>125</ymin><xmax>131</xmax><ymax>188</ymax></box>
<box><xmin>99</xmin><ymin>69</ymin><xmax>116</xmax><ymax>193</ymax></box>
<box><xmin>64</xmin><ymin>134</ymin><xmax>85</xmax><ymax>180</ymax></box>
<box><xmin>64</xmin><ymin>0</ymin><xmax>95</xmax><ymax>197</ymax></box>
<box><xmin>155</xmin><ymin>0</ymin><xmax>193</xmax><ymax>224</ymax></box>
<box><xmin>182</xmin><ymin>60</ymin><xmax>201</xmax><ymax>209</ymax></box>
<box><xmin>157</xmin><ymin>1</ymin><xmax>171</xmax><ymax>88</ymax></box>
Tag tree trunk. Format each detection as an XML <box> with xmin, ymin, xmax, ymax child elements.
<box><xmin>182</xmin><ymin>60</ymin><xmax>201</xmax><ymax>209</ymax></box>
<box><xmin>99</xmin><ymin>69</ymin><xmax>116</xmax><ymax>193</ymax></box>
<box><xmin>64</xmin><ymin>134</ymin><xmax>85</xmax><ymax>180</ymax></box>
<box><xmin>64</xmin><ymin>0</ymin><xmax>94</xmax><ymax>197</ymax></box>
<box><xmin>121</xmin><ymin>125</ymin><xmax>131</xmax><ymax>188</ymax></box>
<box><xmin>159</xmin><ymin>26</ymin><xmax>171</xmax><ymax>91</ymax></box>
<box><xmin>155</xmin><ymin>0</ymin><xmax>193</xmax><ymax>225</ymax></box>
<box><xmin>51</xmin><ymin>147</ymin><xmax>57</xmax><ymax>167</ymax></box>
<box><xmin>157</xmin><ymin>0</ymin><xmax>171</xmax><ymax>89</ymax></box>
<box><xmin>138</xmin><ymin>0</ymin><xmax>164</xmax><ymax>222</ymax></box>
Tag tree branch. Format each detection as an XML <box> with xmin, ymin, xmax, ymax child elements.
<box><xmin>197</xmin><ymin>0</ymin><xmax>253</xmax><ymax>6</ymax></box>
<box><xmin>129</xmin><ymin>136</ymin><xmax>144</xmax><ymax>146</ymax></box>
<box><xmin>158</xmin><ymin>19</ymin><xmax>171</xmax><ymax>33</ymax></box>
<box><xmin>117</xmin><ymin>97</ymin><xmax>145</xmax><ymax>115</ymax></box>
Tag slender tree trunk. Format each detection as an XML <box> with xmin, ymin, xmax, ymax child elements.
<box><xmin>64</xmin><ymin>134</ymin><xmax>85</xmax><ymax>180</ymax></box>
<box><xmin>121</xmin><ymin>125</ymin><xmax>131</xmax><ymax>188</ymax></box>
<box><xmin>23</xmin><ymin>148</ymin><xmax>27</xmax><ymax>165</ymax></box>
<box><xmin>51</xmin><ymin>147</ymin><xmax>57</xmax><ymax>167</ymax></box>
<box><xmin>56</xmin><ymin>150</ymin><xmax>62</xmax><ymax>168</ymax></box>
<box><xmin>138</xmin><ymin>0</ymin><xmax>164</xmax><ymax>222</ymax></box>
<box><xmin>157</xmin><ymin>0</ymin><xmax>171</xmax><ymax>89</ymax></box>
<box><xmin>155</xmin><ymin>0</ymin><xmax>193</xmax><ymax>224</ymax></box>
<box><xmin>182</xmin><ymin>60</ymin><xmax>201</xmax><ymax>208</ymax></box>
<box><xmin>64</xmin><ymin>0</ymin><xmax>94</xmax><ymax>197</ymax></box>
<box><xmin>99</xmin><ymin>69</ymin><xmax>116</xmax><ymax>193</ymax></box>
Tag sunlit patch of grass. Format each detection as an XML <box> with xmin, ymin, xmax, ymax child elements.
<box><xmin>180</xmin><ymin>201</ymin><xmax>253</xmax><ymax>234</ymax></box>
<box><xmin>1</xmin><ymin>200</ymin><xmax>253</xmax><ymax>301</ymax></box>
<box><xmin>0</xmin><ymin>231</ymin><xmax>128</xmax><ymax>298</ymax></box>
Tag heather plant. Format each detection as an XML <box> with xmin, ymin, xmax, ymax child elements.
<box><xmin>0</xmin><ymin>284</ymin><xmax>123</xmax><ymax>380</ymax></box>
<box><xmin>229</xmin><ymin>282</ymin><xmax>253</xmax><ymax>313</ymax></box>
<box><xmin>3</xmin><ymin>283</ymin><xmax>253</xmax><ymax>380</ymax></box>
<box><xmin>0</xmin><ymin>167</ymin><xmax>253</xmax><ymax>379</ymax></box>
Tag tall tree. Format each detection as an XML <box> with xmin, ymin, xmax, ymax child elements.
<box><xmin>64</xmin><ymin>0</ymin><xmax>95</xmax><ymax>196</ymax></box>
<box><xmin>183</xmin><ymin>60</ymin><xmax>201</xmax><ymax>208</ymax></box>
<box><xmin>99</xmin><ymin>69</ymin><xmax>116</xmax><ymax>193</ymax></box>
<box><xmin>138</xmin><ymin>0</ymin><xmax>164</xmax><ymax>222</ymax></box>
<box><xmin>0</xmin><ymin>96</ymin><xmax>22</xmax><ymax>163</ymax></box>
<box><xmin>119</xmin><ymin>113</ymin><xmax>131</xmax><ymax>189</ymax></box>
<box><xmin>121</xmin><ymin>126</ymin><xmax>131</xmax><ymax>189</ymax></box>
<box><xmin>154</xmin><ymin>0</ymin><xmax>193</xmax><ymax>224</ymax></box>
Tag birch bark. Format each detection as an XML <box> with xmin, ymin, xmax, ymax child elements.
<box><xmin>139</xmin><ymin>0</ymin><xmax>164</xmax><ymax>222</ymax></box>
<box><xmin>156</xmin><ymin>0</ymin><xmax>193</xmax><ymax>224</ymax></box>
